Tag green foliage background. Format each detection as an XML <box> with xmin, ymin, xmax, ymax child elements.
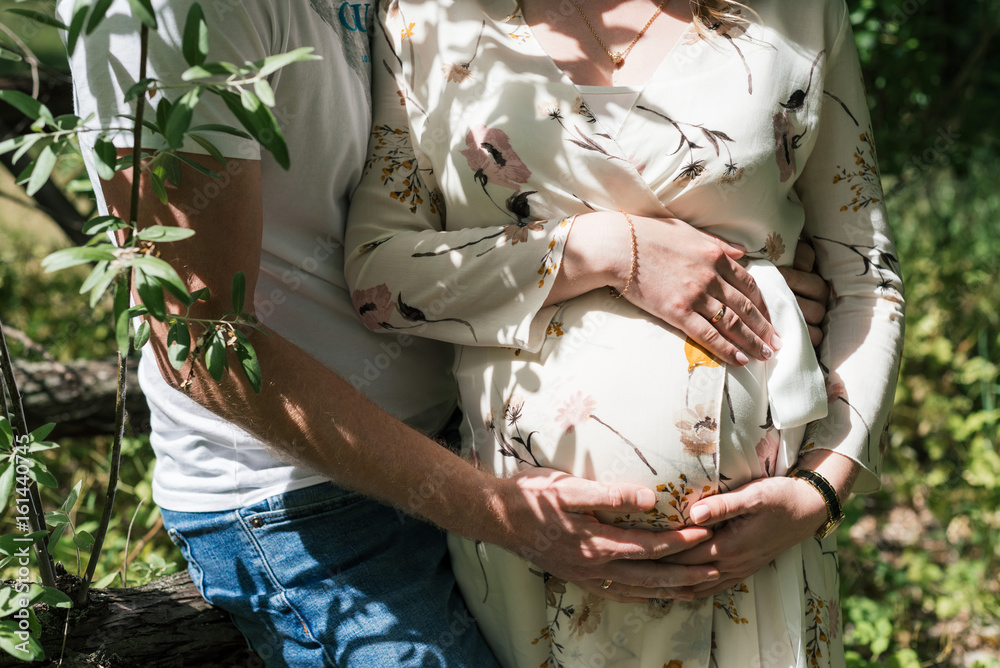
<box><xmin>1</xmin><ymin>0</ymin><xmax>998</xmax><ymax>665</ymax></box>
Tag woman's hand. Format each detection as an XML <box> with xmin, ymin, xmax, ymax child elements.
<box><xmin>660</xmin><ymin>476</ymin><xmax>829</xmax><ymax>597</ymax></box>
<box><xmin>662</xmin><ymin>450</ymin><xmax>860</xmax><ymax>598</ymax></box>
<box><xmin>549</xmin><ymin>211</ymin><xmax>781</xmax><ymax>367</ymax></box>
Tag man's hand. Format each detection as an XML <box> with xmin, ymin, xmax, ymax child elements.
<box><xmin>484</xmin><ymin>469</ymin><xmax>722</xmax><ymax>601</ymax></box>
<box><xmin>779</xmin><ymin>240</ymin><xmax>831</xmax><ymax>348</ymax></box>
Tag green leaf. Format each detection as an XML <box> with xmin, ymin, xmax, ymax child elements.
<box><xmin>181</xmin><ymin>62</ymin><xmax>240</xmax><ymax>81</ymax></box>
<box><xmin>0</xmin><ymin>620</ymin><xmax>44</xmax><ymax>661</ymax></box>
<box><xmin>0</xmin><ymin>465</ymin><xmax>14</xmax><ymax>509</ymax></box>
<box><xmin>93</xmin><ymin>136</ymin><xmax>118</xmax><ymax>181</ymax></box>
<box><xmin>205</xmin><ymin>329</ymin><xmax>228</xmax><ymax>381</ymax></box>
<box><xmin>66</xmin><ymin>0</ymin><xmax>90</xmax><ymax>56</ymax></box>
<box><xmin>174</xmin><ymin>152</ymin><xmax>221</xmax><ymax>179</ymax></box>
<box><xmin>127</xmin><ymin>304</ymin><xmax>150</xmax><ymax>318</ymax></box>
<box><xmin>42</xmin><ymin>246</ymin><xmax>116</xmax><ymax>273</ymax></box>
<box><xmin>114</xmin><ymin>278</ymin><xmax>132</xmax><ymax>353</ymax></box>
<box><xmin>0</xmin><ymin>47</ymin><xmax>22</xmax><ymax>62</ymax></box>
<box><xmin>11</xmin><ymin>135</ymin><xmax>44</xmax><ymax>165</ymax></box>
<box><xmin>187</xmin><ymin>286</ymin><xmax>210</xmax><ymax>304</ymax></box>
<box><xmin>149</xmin><ymin>169</ymin><xmax>168</xmax><ymax>205</ymax></box>
<box><xmin>124</xmin><ymin>78</ymin><xmax>155</xmax><ymax>104</ymax></box>
<box><xmin>125</xmin><ymin>0</ymin><xmax>157</xmax><ymax>28</ymax></box>
<box><xmin>254</xmin><ymin>47</ymin><xmax>320</xmax><ymax>79</ymax></box>
<box><xmin>82</xmin><ymin>215</ymin><xmax>129</xmax><ymax>235</ymax></box>
<box><xmin>0</xmin><ymin>417</ymin><xmax>12</xmax><ymax>448</ymax></box>
<box><xmin>155</xmin><ymin>97</ymin><xmax>173</xmax><ymax>139</ymax></box>
<box><xmin>162</xmin><ymin>151</ymin><xmax>182</xmax><ymax>187</ymax></box>
<box><xmin>0</xmin><ymin>133</ymin><xmax>34</xmax><ymax>157</ymax></box>
<box><xmin>188</xmin><ymin>123</ymin><xmax>251</xmax><ymax>139</ymax></box>
<box><xmin>61</xmin><ymin>480</ymin><xmax>84</xmax><ymax>513</ymax></box>
<box><xmin>79</xmin><ymin>260</ymin><xmax>110</xmax><ymax>294</ymax></box>
<box><xmin>4</xmin><ymin>8</ymin><xmax>69</xmax><ymax>31</ymax></box>
<box><xmin>29</xmin><ymin>584</ymin><xmax>73</xmax><ymax>609</ymax></box>
<box><xmin>187</xmin><ymin>134</ymin><xmax>227</xmax><ymax>166</ymax></box>
<box><xmin>136</xmin><ymin>225</ymin><xmax>196</xmax><ymax>243</ymax></box>
<box><xmin>231</xmin><ymin>271</ymin><xmax>246</xmax><ymax>313</ymax></box>
<box><xmin>27</xmin><ymin>424</ymin><xmax>55</xmax><ymax>443</ymax></box>
<box><xmin>217</xmin><ymin>90</ymin><xmax>289</xmax><ymax>169</ymax></box>
<box><xmin>234</xmin><ymin>332</ymin><xmax>262</xmax><ymax>393</ymax></box>
<box><xmin>47</xmin><ymin>520</ymin><xmax>69</xmax><ymax>553</ymax></box>
<box><xmin>131</xmin><ymin>255</ymin><xmax>189</xmax><ymax>301</ymax></box>
<box><xmin>164</xmin><ymin>87</ymin><xmax>202</xmax><ymax>149</ymax></box>
<box><xmin>134</xmin><ymin>319</ymin><xmax>151</xmax><ymax>350</ymax></box>
<box><xmin>85</xmin><ymin>262</ymin><xmax>119</xmax><ymax>308</ymax></box>
<box><xmin>166</xmin><ymin>322</ymin><xmax>190</xmax><ymax>370</ymax></box>
<box><xmin>0</xmin><ymin>532</ymin><xmax>48</xmax><ymax>557</ymax></box>
<box><xmin>254</xmin><ymin>78</ymin><xmax>275</xmax><ymax>107</ymax></box>
<box><xmin>26</xmin><ymin>141</ymin><xmax>58</xmax><ymax>196</ymax></box>
<box><xmin>0</xmin><ymin>90</ymin><xmax>55</xmax><ymax>127</ymax></box>
<box><xmin>134</xmin><ymin>268</ymin><xmax>166</xmax><ymax>321</ymax></box>
<box><xmin>73</xmin><ymin>529</ymin><xmax>95</xmax><ymax>551</ymax></box>
<box><xmin>182</xmin><ymin>3</ymin><xmax>208</xmax><ymax>67</ymax></box>
<box><xmin>86</xmin><ymin>0</ymin><xmax>114</xmax><ymax>34</ymax></box>
<box><xmin>27</xmin><ymin>458</ymin><xmax>58</xmax><ymax>488</ymax></box>
<box><xmin>93</xmin><ymin>571</ymin><xmax>120</xmax><ymax>588</ymax></box>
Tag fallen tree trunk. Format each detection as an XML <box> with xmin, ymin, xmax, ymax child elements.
<box><xmin>13</xmin><ymin>357</ymin><xmax>150</xmax><ymax>439</ymax></box>
<box><xmin>8</xmin><ymin>571</ymin><xmax>261</xmax><ymax>667</ymax></box>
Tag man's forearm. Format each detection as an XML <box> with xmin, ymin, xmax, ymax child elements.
<box><xmin>157</xmin><ymin>322</ymin><xmax>504</xmax><ymax>540</ymax></box>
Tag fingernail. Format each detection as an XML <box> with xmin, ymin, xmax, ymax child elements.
<box><xmin>771</xmin><ymin>333</ymin><xmax>783</xmax><ymax>350</ymax></box>
<box><xmin>637</xmin><ymin>488</ymin><xmax>657</xmax><ymax>508</ymax></box>
<box><xmin>734</xmin><ymin>351</ymin><xmax>749</xmax><ymax>366</ymax></box>
<box><xmin>707</xmin><ymin>569</ymin><xmax>721</xmax><ymax>581</ymax></box>
<box><xmin>761</xmin><ymin>344</ymin><xmax>773</xmax><ymax>360</ymax></box>
<box><xmin>690</xmin><ymin>505</ymin><xmax>710</xmax><ymax>524</ymax></box>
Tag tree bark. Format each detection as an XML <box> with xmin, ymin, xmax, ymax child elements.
<box><xmin>13</xmin><ymin>357</ymin><xmax>151</xmax><ymax>438</ymax></box>
<box><xmin>9</xmin><ymin>572</ymin><xmax>262</xmax><ymax>668</ymax></box>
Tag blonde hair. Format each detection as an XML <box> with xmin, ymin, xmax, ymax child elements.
<box><xmin>690</xmin><ymin>0</ymin><xmax>760</xmax><ymax>39</ymax></box>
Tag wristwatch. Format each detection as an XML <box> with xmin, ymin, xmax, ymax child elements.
<box><xmin>788</xmin><ymin>468</ymin><xmax>845</xmax><ymax>539</ymax></box>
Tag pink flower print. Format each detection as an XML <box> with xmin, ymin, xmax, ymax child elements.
<box><xmin>557</xmin><ymin>392</ymin><xmax>597</xmax><ymax>433</ymax></box>
<box><xmin>826</xmin><ymin>380</ymin><xmax>846</xmax><ymax>402</ymax></box>
<box><xmin>755</xmin><ymin>429</ymin><xmax>779</xmax><ymax>477</ymax></box>
<box><xmin>772</xmin><ymin>110</ymin><xmax>796</xmax><ymax>182</ymax></box>
<box><xmin>461</xmin><ymin>125</ymin><xmax>532</xmax><ymax>191</ymax></box>
<box><xmin>352</xmin><ymin>284</ymin><xmax>394</xmax><ymax>330</ymax></box>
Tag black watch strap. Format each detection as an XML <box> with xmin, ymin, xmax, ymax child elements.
<box><xmin>788</xmin><ymin>468</ymin><xmax>845</xmax><ymax>538</ymax></box>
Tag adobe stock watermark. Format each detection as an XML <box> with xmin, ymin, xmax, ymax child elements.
<box><xmin>8</xmin><ymin>432</ymin><xmax>39</xmax><ymax>658</ymax></box>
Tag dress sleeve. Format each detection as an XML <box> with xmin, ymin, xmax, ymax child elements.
<box><xmin>344</xmin><ymin>10</ymin><xmax>574</xmax><ymax>352</ymax></box>
<box><xmin>794</xmin><ymin>11</ymin><xmax>905</xmax><ymax>493</ymax></box>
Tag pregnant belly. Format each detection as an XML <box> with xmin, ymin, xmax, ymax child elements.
<box><xmin>456</xmin><ymin>290</ymin><xmax>770</xmax><ymax>529</ymax></box>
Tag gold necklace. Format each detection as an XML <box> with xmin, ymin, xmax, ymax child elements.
<box><xmin>569</xmin><ymin>0</ymin><xmax>669</xmax><ymax>70</ymax></box>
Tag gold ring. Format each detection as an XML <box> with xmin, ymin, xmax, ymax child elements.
<box><xmin>711</xmin><ymin>304</ymin><xmax>727</xmax><ymax>323</ymax></box>
<box><xmin>600</xmin><ymin>579</ymin><xmax>613</xmax><ymax>590</ymax></box>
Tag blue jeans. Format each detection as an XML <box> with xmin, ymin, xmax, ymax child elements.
<box><xmin>161</xmin><ymin>482</ymin><xmax>499</xmax><ymax>667</ymax></box>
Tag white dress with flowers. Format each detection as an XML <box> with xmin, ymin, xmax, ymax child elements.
<box><xmin>344</xmin><ymin>0</ymin><xmax>904</xmax><ymax>666</ymax></box>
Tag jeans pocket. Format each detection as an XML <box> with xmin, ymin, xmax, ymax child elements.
<box><xmin>167</xmin><ymin>527</ymin><xmax>211</xmax><ymax>604</ymax></box>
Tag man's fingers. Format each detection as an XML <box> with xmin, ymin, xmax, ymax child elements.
<box><xmin>777</xmin><ymin>266</ymin><xmax>830</xmax><ymax>305</ymax></box>
<box><xmin>553</xmin><ymin>476</ymin><xmax>658</xmax><ymax>514</ymax></box>
<box><xmin>600</xmin><ymin>559</ymin><xmax>721</xmax><ymax>589</ymax></box>
<box><xmin>793</xmin><ymin>238</ymin><xmax>816</xmax><ymax>272</ymax></box>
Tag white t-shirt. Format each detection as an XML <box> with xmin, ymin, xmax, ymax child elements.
<box><xmin>60</xmin><ymin>0</ymin><xmax>457</xmax><ymax>511</ymax></box>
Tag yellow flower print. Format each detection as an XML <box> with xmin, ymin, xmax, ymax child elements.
<box><xmin>684</xmin><ymin>337</ymin><xmax>721</xmax><ymax>373</ymax></box>
<box><xmin>664</xmin><ymin>661</ymin><xmax>684</xmax><ymax>668</ymax></box>
<box><xmin>401</xmin><ymin>22</ymin><xmax>415</xmax><ymax>39</ymax></box>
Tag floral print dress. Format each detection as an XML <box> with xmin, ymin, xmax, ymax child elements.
<box><xmin>344</xmin><ymin>0</ymin><xmax>905</xmax><ymax>666</ymax></box>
